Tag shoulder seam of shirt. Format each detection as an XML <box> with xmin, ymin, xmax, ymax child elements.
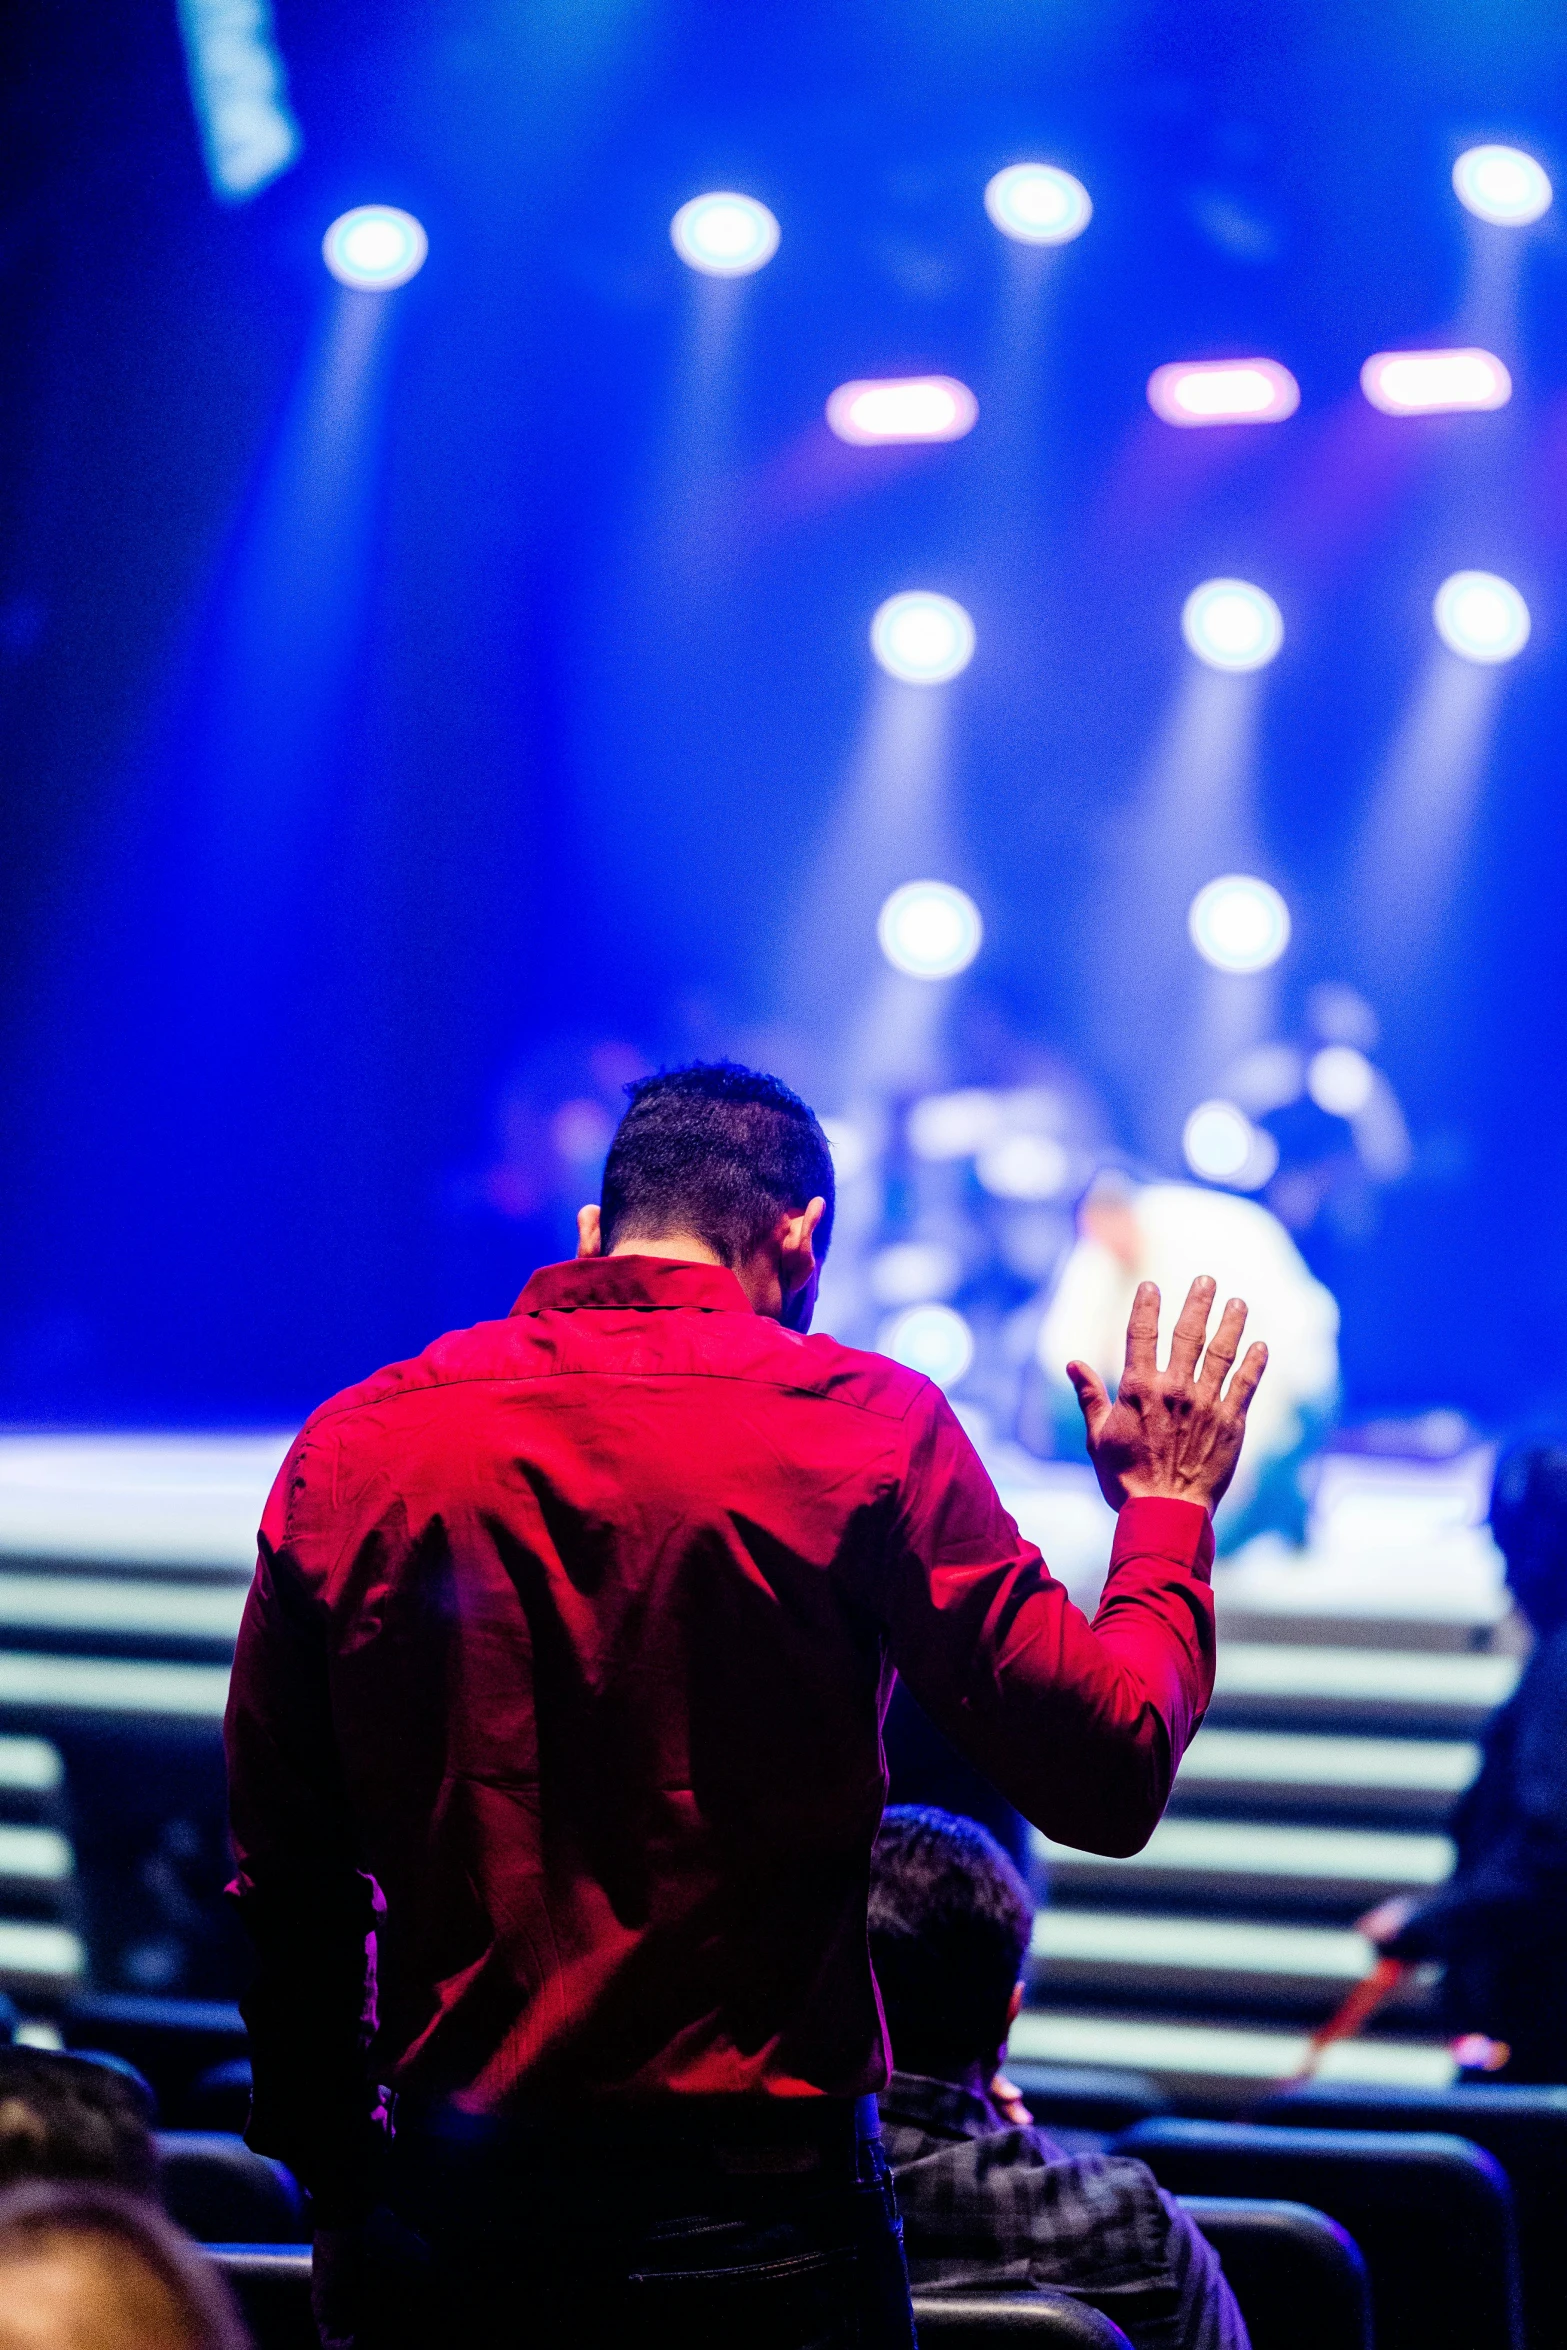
<box><xmin>302</xmin><ymin>1362</ymin><xmax>931</xmax><ymax>1435</ymax></box>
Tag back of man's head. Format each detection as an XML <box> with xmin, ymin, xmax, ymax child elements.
<box><xmin>0</xmin><ymin>2052</ymin><xmax>156</xmax><ymax>2198</ymax></box>
<box><xmin>600</xmin><ymin>1061</ymin><xmax>835</xmax><ymax>1268</ymax></box>
<box><xmin>868</xmin><ymin>1805</ymin><xmax>1033</xmax><ymax>2083</ymax></box>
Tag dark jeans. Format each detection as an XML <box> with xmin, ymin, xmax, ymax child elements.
<box><xmin>340</xmin><ymin>2096</ymin><xmax>916</xmax><ymax>2350</ymax></box>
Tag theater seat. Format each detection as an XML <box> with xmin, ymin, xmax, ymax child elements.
<box><xmin>63</xmin><ymin>1996</ymin><xmax>248</xmax><ymax>2127</ymax></box>
<box><xmin>156</xmin><ymin>2132</ymin><xmax>306</xmax><ymax>2245</ymax></box>
<box><xmin>208</xmin><ymin>2249</ymin><xmax>313</xmax><ymax>2350</ymax></box>
<box><xmin>1253</xmin><ymin>2081</ymin><xmax>1567</xmax><ymax>2350</ymax></box>
<box><xmin>1114</xmin><ymin>2118</ymin><xmax>1523</xmax><ymax>2350</ymax></box>
<box><xmin>210</xmin><ymin>2264</ymin><xmax>1138</xmax><ymax>2350</ymax></box>
<box><xmin>1179</xmin><ymin>2194</ymin><xmax>1370</xmax><ymax>2350</ymax></box>
<box><xmin>913</xmin><ymin>2295</ymin><xmax>1133</xmax><ymax>2345</ymax></box>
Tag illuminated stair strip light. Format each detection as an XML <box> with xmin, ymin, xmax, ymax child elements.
<box><xmin>1008</xmin><ymin>2010</ymin><xmax>1456</xmax><ymax>2089</ymax></box>
<box><xmin>0</xmin><ymin>1741</ymin><xmax>63</xmax><ymax>1794</ymax></box>
<box><xmin>0</xmin><ymin>1655</ymin><xmax>230</xmax><ymax>1721</ymax></box>
<box><xmin>0</xmin><ymin>1924</ymin><xmax>85</xmax><ymax>1986</ymax></box>
<box><xmin>1177</xmin><ymin>1729</ymin><xmax>1481</xmax><ymax>1794</ymax></box>
<box><xmin>0</xmin><ymin>1431</ymin><xmax>292</xmax><ymax>1572</ymax></box>
<box><xmin>0</xmin><ymin>1576</ymin><xmax>246</xmax><ymax>1642</ymax></box>
<box><xmin>1215</xmin><ymin>1644</ymin><xmax>1518</xmax><ymax>1708</ymax></box>
<box><xmin>1035</xmin><ymin>1818</ymin><xmax>1455</xmax><ymax>1887</ymax></box>
<box><xmin>0</xmin><ymin>1829</ymin><xmax>73</xmax><ymax>1885</ymax></box>
<box><xmin>1031</xmin><ymin>1910</ymin><xmax>1374</xmax><ymax>1982</ymax></box>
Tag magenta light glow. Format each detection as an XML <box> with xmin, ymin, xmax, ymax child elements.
<box><xmin>1146</xmin><ymin>358</ymin><xmax>1300</xmax><ymax>427</ymax></box>
<box><xmin>1360</xmin><ymin>348</ymin><xmax>1512</xmax><ymax>416</ymax></box>
<box><xmin>826</xmin><ymin>376</ymin><xmax>978</xmax><ymax>446</ymax></box>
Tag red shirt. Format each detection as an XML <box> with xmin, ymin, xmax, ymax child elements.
<box><xmin>226</xmin><ymin>1255</ymin><xmax>1215</xmax><ymax>2200</ymax></box>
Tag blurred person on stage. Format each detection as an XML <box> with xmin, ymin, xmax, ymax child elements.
<box><xmin>1363</xmin><ymin>1441</ymin><xmax>1567</xmax><ymax>2082</ymax></box>
<box><xmin>872</xmin><ymin>1807</ymin><xmax>1248</xmax><ymax>2350</ymax></box>
<box><xmin>1039</xmin><ymin>1174</ymin><xmax>1337</xmax><ymax>1550</ymax></box>
<box><xmin>225</xmin><ymin>1060</ymin><xmax>1267</xmax><ymax>2349</ymax></box>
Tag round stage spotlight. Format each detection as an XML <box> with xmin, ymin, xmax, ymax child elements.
<box><xmin>877</xmin><ymin>882</ymin><xmax>983</xmax><ymax>981</ymax></box>
<box><xmin>878</xmin><ymin>1303</ymin><xmax>975</xmax><ymax>1390</ymax></box>
<box><xmin>1188</xmin><ymin>876</ymin><xmax>1292</xmax><ymax>975</ymax></box>
<box><xmin>1453</xmin><ymin>144</ymin><xmax>1553</xmax><ymax>227</ymax></box>
<box><xmin>1182</xmin><ymin>1101</ymin><xmax>1278</xmax><ymax>1192</ymax></box>
<box><xmin>1181</xmin><ymin>578</ymin><xmax>1284</xmax><ymax>672</ymax></box>
<box><xmin>669</xmin><ymin>191</ymin><xmax>780</xmax><ymax>276</ymax></box>
<box><xmin>870</xmin><ymin>591</ymin><xmax>976</xmax><ymax>684</ymax></box>
<box><xmin>1307</xmin><ymin>1045</ymin><xmax>1376</xmax><ymax>1118</ymax></box>
<box><xmin>322</xmin><ymin>206</ymin><xmax>428</xmax><ymax>291</ymax></box>
<box><xmin>984</xmin><ymin>163</ymin><xmax>1092</xmax><ymax>245</ymax></box>
<box><xmin>1182</xmin><ymin>1101</ymin><xmax>1254</xmax><ymax>1184</ymax></box>
<box><xmin>1433</xmin><ymin>570</ymin><xmax>1531</xmax><ymax>664</ymax></box>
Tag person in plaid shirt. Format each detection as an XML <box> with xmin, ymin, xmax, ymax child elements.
<box><xmin>871</xmin><ymin>1807</ymin><xmax>1249</xmax><ymax>2350</ymax></box>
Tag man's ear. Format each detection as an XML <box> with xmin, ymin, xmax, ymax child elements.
<box><xmin>577</xmin><ymin>1205</ymin><xmax>603</xmax><ymax>1260</ymax></box>
<box><xmin>1007</xmin><ymin>1981</ymin><xmax>1025</xmax><ymax>2028</ymax></box>
<box><xmin>777</xmin><ymin>1196</ymin><xmax>826</xmax><ymax>1331</ymax></box>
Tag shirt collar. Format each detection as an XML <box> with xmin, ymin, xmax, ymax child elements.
<box><xmin>878</xmin><ymin>2071</ymin><xmax>1007</xmax><ymax>2141</ymax></box>
<box><xmin>511</xmin><ymin>1255</ymin><xmax>754</xmax><ymax>1317</ymax></box>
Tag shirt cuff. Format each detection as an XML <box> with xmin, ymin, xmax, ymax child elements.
<box><xmin>1111</xmin><ymin>1496</ymin><xmax>1215</xmax><ymax>1581</ymax></box>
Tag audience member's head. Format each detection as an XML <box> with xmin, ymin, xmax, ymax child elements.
<box><xmin>0</xmin><ymin>2180</ymin><xmax>246</xmax><ymax>2350</ymax></box>
<box><xmin>868</xmin><ymin>1805</ymin><xmax>1033</xmax><ymax>2087</ymax></box>
<box><xmin>0</xmin><ymin>2052</ymin><xmax>156</xmax><ymax>2197</ymax></box>
<box><xmin>1492</xmin><ymin>1440</ymin><xmax>1567</xmax><ymax>1635</ymax></box>
<box><xmin>600</xmin><ymin>1062</ymin><xmax>835</xmax><ymax>1267</ymax></box>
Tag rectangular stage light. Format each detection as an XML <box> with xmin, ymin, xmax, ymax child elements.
<box><xmin>1361</xmin><ymin>348</ymin><xmax>1511</xmax><ymax>415</ymax></box>
<box><xmin>1147</xmin><ymin>358</ymin><xmax>1300</xmax><ymax>425</ymax></box>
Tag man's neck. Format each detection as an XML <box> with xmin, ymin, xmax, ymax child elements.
<box><xmin>607</xmin><ymin>1233</ymin><xmax>725</xmax><ymax>1267</ymax></box>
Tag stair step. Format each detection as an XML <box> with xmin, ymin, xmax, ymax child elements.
<box><xmin>1170</xmin><ymin>1727</ymin><xmax>1479</xmax><ymax>1817</ymax></box>
<box><xmin>1210</xmin><ymin>1643</ymin><xmax>1516</xmax><ymax>1729</ymax></box>
<box><xmin>1008</xmin><ymin>2008</ymin><xmax>1456</xmax><ymax>2103</ymax></box>
<box><xmin>0</xmin><ymin>1653</ymin><xmax>230</xmax><ymax>1722</ymax></box>
<box><xmin>0</xmin><ymin>1575</ymin><xmax>245</xmax><ymax>1648</ymax></box>
<box><xmin>1035</xmin><ymin>1818</ymin><xmax>1454</xmax><ymax>1907</ymax></box>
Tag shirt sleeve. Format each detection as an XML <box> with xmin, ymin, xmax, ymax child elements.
<box><xmin>1159</xmin><ymin>2193</ymin><xmax>1254</xmax><ymax>2350</ymax></box>
<box><xmin>874</xmin><ymin>1385</ymin><xmax>1215</xmax><ymax>1855</ymax></box>
<box><xmin>224</xmin><ymin>1440</ymin><xmax>382</xmax><ymax>2217</ymax></box>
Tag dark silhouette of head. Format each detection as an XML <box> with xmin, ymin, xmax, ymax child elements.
<box><xmin>600</xmin><ymin>1061</ymin><xmax>835</xmax><ymax>1268</ymax></box>
<box><xmin>868</xmin><ymin>1805</ymin><xmax>1033</xmax><ymax>2086</ymax></box>
<box><xmin>1491</xmin><ymin>1442</ymin><xmax>1567</xmax><ymax>1636</ymax></box>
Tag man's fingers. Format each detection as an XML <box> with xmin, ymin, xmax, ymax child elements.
<box><xmin>1122</xmin><ymin>1282</ymin><xmax>1162</xmax><ymax>1378</ymax></box>
<box><xmin>1223</xmin><ymin>1341</ymin><xmax>1270</xmax><ymax>1413</ymax></box>
<box><xmin>1166</xmin><ymin>1276</ymin><xmax>1217</xmax><ymax>1378</ymax></box>
<box><xmin>1196</xmin><ymin>1296</ymin><xmax>1248</xmax><ymax>1397</ymax></box>
<box><xmin>1066</xmin><ymin>1360</ymin><xmax>1110</xmax><ymax>1436</ymax></box>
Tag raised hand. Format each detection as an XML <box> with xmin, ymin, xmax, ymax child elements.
<box><xmin>1066</xmin><ymin>1276</ymin><xmax>1268</xmax><ymax>1514</ymax></box>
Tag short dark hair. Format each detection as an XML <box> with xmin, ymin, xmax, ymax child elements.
<box><xmin>0</xmin><ymin>2050</ymin><xmax>156</xmax><ymax>2195</ymax></box>
<box><xmin>867</xmin><ymin>1805</ymin><xmax>1033</xmax><ymax>2080</ymax></box>
<box><xmin>600</xmin><ymin>1061</ymin><xmax>835</xmax><ymax>1267</ymax></box>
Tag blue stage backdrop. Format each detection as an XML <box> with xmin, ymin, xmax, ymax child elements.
<box><xmin>3</xmin><ymin>0</ymin><xmax>1567</xmax><ymax>1434</ymax></box>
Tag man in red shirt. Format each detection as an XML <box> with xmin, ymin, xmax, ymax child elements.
<box><xmin>226</xmin><ymin>1062</ymin><xmax>1266</xmax><ymax>2349</ymax></box>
